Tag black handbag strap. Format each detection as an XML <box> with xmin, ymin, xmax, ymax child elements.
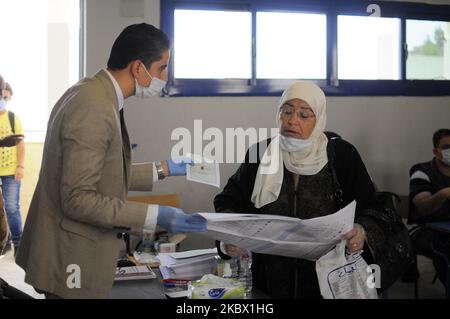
<box><xmin>327</xmin><ymin>137</ymin><xmax>344</xmax><ymax>208</ymax></box>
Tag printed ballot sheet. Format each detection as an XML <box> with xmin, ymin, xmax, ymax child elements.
<box><xmin>196</xmin><ymin>201</ymin><xmax>356</xmax><ymax>260</ymax></box>
<box><xmin>186</xmin><ymin>161</ymin><xmax>220</xmax><ymax>188</ymax></box>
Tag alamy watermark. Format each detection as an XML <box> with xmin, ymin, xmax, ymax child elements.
<box><xmin>66</xmin><ymin>264</ymin><xmax>81</xmax><ymax>289</ymax></box>
<box><xmin>367</xmin><ymin>4</ymin><xmax>381</xmax><ymax>17</ymax></box>
<box><xmin>170</xmin><ymin>120</ymin><xmax>280</xmax><ymax>174</ymax></box>
<box><xmin>366</xmin><ymin>264</ymin><xmax>381</xmax><ymax>289</ymax></box>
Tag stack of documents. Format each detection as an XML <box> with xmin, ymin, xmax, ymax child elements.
<box><xmin>114</xmin><ymin>265</ymin><xmax>156</xmax><ymax>281</ymax></box>
<box><xmin>159</xmin><ymin>248</ymin><xmax>218</xmax><ymax>280</ymax></box>
<box><xmin>196</xmin><ymin>201</ymin><xmax>356</xmax><ymax>261</ymax></box>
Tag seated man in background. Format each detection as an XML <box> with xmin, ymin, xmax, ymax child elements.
<box><xmin>407</xmin><ymin>128</ymin><xmax>450</xmax><ymax>284</ymax></box>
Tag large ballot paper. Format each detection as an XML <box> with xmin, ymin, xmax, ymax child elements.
<box><xmin>196</xmin><ymin>201</ymin><xmax>356</xmax><ymax>261</ymax></box>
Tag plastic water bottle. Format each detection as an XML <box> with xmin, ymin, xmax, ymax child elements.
<box><xmin>222</xmin><ymin>251</ymin><xmax>253</xmax><ymax>298</ymax></box>
<box><xmin>238</xmin><ymin>252</ymin><xmax>253</xmax><ymax>298</ymax></box>
<box><xmin>142</xmin><ymin>230</ymin><xmax>154</xmax><ymax>253</ymax></box>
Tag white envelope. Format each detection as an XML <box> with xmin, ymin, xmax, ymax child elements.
<box><xmin>186</xmin><ymin>160</ymin><xmax>220</xmax><ymax>188</ymax></box>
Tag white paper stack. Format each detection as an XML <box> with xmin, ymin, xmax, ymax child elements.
<box><xmin>158</xmin><ymin>248</ymin><xmax>218</xmax><ymax>280</ymax></box>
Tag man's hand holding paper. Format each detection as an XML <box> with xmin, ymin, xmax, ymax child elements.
<box><xmin>157</xmin><ymin>206</ymin><xmax>207</xmax><ymax>234</ymax></box>
<box><xmin>166</xmin><ymin>156</ymin><xmax>193</xmax><ymax>176</ymax></box>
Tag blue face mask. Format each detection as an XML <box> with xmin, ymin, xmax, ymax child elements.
<box><xmin>279</xmin><ymin>135</ymin><xmax>313</xmax><ymax>152</ymax></box>
<box><xmin>0</xmin><ymin>98</ymin><xmax>7</xmax><ymax>111</ymax></box>
<box><xmin>134</xmin><ymin>64</ymin><xmax>167</xmax><ymax>99</ymax></box>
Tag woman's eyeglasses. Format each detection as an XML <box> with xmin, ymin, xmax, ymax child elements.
<box><xmin>280</xmin><ymin>107</ymin><xmax>316</xmax><ymax>121</ymax></box>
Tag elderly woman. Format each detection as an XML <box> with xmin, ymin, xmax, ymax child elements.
<box><xmin>214</xmin><ymin>81</ymin><xmax>379</xmax><ymax>298</ymax></box>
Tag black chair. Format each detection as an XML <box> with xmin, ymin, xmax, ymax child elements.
<box><xmin>408</xmin><ymin>228</ymin><xmax>441</xmax><ymax>299</ymax></box>
<box><xmin>430</xmin><ymin>231</ymin><xmax>450</xmax><ymax>298</ymax></box>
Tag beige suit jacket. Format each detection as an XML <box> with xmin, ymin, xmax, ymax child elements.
<box><xmin>16</xmin><ymin>70</ymin><xmax>153</xmax><ymax>298</ymax></box>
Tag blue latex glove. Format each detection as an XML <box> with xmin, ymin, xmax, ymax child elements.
<box><xmin>157</xmin><ymin>205</ymin><xmax>206</xmax><ymax>233</ymax></box>
<box><xmin>166</xmin><ymin>156</ymin><xmax>193</xmax><ymax>176</ymax></box>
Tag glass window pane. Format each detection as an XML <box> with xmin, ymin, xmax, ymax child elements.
<box><xmin>406</xmin><ymin>20</ymin><xmax>450</xmax><ymax>80</ymax></box>
<box><xmin>174</xmin><ymin>9</ymin><xmax>252</xmax><ymax>79</ymax></box>
<box><xmin>338</xmin><ymin>15</ymin><xmax>401</xmax><ymax>80</ymax></box>
<box><xmin>256</xmin><ymin>12</ymin><xmax>326</xmax><ymax>79</ymax></box>
<box><xmin>0</xmin><ymin>0</ymin><xmax>80</xmax><ymax>141</ymax></box>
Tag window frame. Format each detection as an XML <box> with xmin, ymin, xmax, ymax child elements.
<box><xmin>161</xmin><ymin>0</ymin><xmax>450</xmax><ymax>96</ymax></box>
<box><xmin>80</xmin><ymin>0</ymin><xmax>87</xmax><ymax>79</ymax></box>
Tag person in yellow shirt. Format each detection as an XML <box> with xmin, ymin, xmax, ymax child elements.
<box><xmin>0</xmin><ymin>82</ymin><xmax>25</xmax><ymax>257</ymax></box>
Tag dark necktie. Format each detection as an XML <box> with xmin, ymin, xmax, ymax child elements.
<box><xmin>119</xmin><ymin>109</ymin><xmax>130</xmax><ymax>186</ymax></box>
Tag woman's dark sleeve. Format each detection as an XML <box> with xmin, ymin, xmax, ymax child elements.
<box><xmin>336</xmin><ymin>140</ymin><xmax>385</xmax><ymax>259</ymax></box>
<box><xmin>335</xmin><ymin>139</ymin><xmax>375</xmax><ymax>211</ymax></box>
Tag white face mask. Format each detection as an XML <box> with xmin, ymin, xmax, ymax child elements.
<box><xmin>134</xmin><ymin>65</ymin><xmax>167</xmax><ymax>98</ymax></box>
<box><xmin>279</xmin><ymin>134</ymin><xmax>313</xmax><ymax>152</ymax></box>
<box><xmin>0</xmin><ymin>98</ymin><xmax>6</xmax><ymax>111</ymax></box>
<box><xmin>441</xmin><ymin>149</ymin><xmax>450</xmax><ymax>166</ymax></box>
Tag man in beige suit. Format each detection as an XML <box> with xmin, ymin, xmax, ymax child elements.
<box><xmin>15</xmin><ymin>24</ymin><xmax>206</xmax><ymax>298</ymax></box>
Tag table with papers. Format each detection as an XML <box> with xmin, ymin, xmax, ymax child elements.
<box><xmin>111</xmin><ymin>248</ymin><xmax>219</xmax><ymax>299</ymax></box>
<box><xmin>110</xmin><ymin>249</ymin><xmax>269</xmax><ymax>299</ymax></box>
<box><xmin>110</xmin><ymin>268</ymin><xmax>269</xmax><ymax>299</ymax></box>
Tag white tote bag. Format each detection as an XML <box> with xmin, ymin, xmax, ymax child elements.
<box><xmin>316</xmin><ymin>240</ymin><xmax>378</xmax><ymax>299</ymax></box>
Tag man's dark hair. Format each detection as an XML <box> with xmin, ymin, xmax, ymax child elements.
<box><xmin>107</xmin><ymin>23</ymin><xmax>170</xmax><ymax>70</ymax></box>
<box><xmin>5</xmin><ymin>83</ymin><xmax>12</xmax><ymax>96</ymax></box>
<box><xmin>433</xmin><ymin>128</ymin><xmax>450</xmax><ymax>147</ymax></box>
<box><xmin>0</xmin><ymin>74</ymin><xmax>5</xmax><ymax>90</ymax></box>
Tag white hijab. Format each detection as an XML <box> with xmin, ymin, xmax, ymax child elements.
<box><xmin>251</xmin><ymin>81</ymin><xmax>329</xmax><ymax>208</ymax></box>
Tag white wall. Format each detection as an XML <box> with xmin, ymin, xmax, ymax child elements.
<box><xmin>86</xmin><ymin>0</ymin><xmax>450</xmax><ymax>249</ymax></box>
